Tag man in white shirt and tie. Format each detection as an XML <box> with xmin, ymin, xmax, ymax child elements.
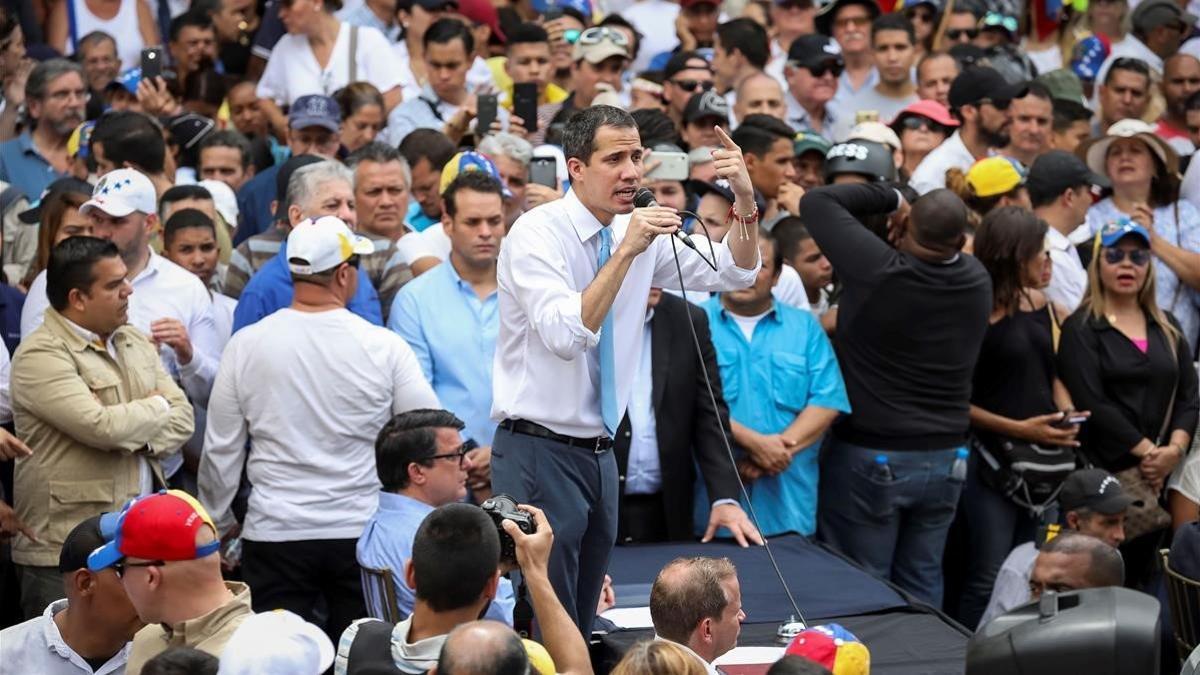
<box><xmin>490</xmin><ymin>105</ymin><xmax>762</xmax><ymax>634</ymax></box>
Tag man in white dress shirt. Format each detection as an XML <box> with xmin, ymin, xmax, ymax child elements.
<box><xmin>490</xmin><ymin>105</ymin><xmax>761</xmax><ymax>634</ymax></box>
<box><xmin>1028</xmin><ymin>151</ymin><xmax>1107</xmax><ymax>310</ymax></box>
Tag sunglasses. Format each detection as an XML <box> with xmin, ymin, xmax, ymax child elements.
<box><xmin>899</xmin><ymin>116</ymin><xmax>947</xmax><ymax>133</ymax></box>
<box><xmin>1103</xmin><ymin>247</ymin><xmax>1151</xmax><ymax>266</ymax></box>
<box><xmin>790</xmin><ymin>59</ymin><xmax>844</xmax><ymax>78</ymax></box>
<box><xmin>945</xmin><ymin>28</ymin><xmax>979</xmax><ymax>40</ymax></box>
<box><xmin>905</xmin><ymin>8</ymin><xmax>935</xmax><ymax>22</ymax></box>
<box><xmin>980</xmin><ymin>12</ymin><xmax>1019</xmax><ymax>34</ymax></box>
<box><xmin>113</xmin><ymin>560</ymin><xmax>165</xmax><ymax>578</ymax></box>
<box><xmin>672</xmin><ymin>78</ymin><xmax>715</xmax><ymax>93</ymax></box>
<box><xmin>577</xmin><ymin>26</ymin><xmax>630</xmax><ymax>47</ymax></box>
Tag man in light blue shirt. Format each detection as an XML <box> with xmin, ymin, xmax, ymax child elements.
<box><xmin>701</xmin><ymin>233</ymin><xmax>850</xmax><ymax>537</ymax></box>
<box><xmin>357</xmin><ymin>409</ymin><xmax>515</xmax><ymax>623</ymax></box>
<box><xmin>389</xmin><ymin>157</ymin><xmax>509</xmax><ymax>489</ymax></box>
<box><xmin>0</xmin><ymin>60</ymin><xmax>85</xmax><ymax>200</ymax></box>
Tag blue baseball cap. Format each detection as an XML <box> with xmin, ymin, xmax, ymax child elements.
<box><xmin>1098</xmin><ymin>218</ymin><xmax>1151</xmax><ymax>247</ymax></box>
<box><xmin>532</xmin><ymin>0</ymin><xmax>592</xmax><ymax>21</ymax></box>
<box><xmin>289</xmin><ymin>94</ymin><xmax>341</xmax><ymax>132</ymax></box>
<box><xmin>440</xmin><ymin>151</ymin><xmax>514</xmax><ymax>199</ymax></box>
<box><xmin>105</xmin><ymin>67</ymin><xmax>142</xmax><ymax>95</ymax></box>
<box><xmin>1070</xmin><ymin>34</ymin><xmax>1111</xmax><ymax>83</ymax></box>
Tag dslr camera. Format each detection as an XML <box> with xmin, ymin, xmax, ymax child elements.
<box><xmin>480</xmin><ymin>494</ymin><xmax>537</xmax><ymax>565</ymax></box>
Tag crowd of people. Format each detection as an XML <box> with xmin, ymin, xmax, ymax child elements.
<box><xmin>1</xmin><ymin>0</ymin><xmax>1200</xmax><ymax>671</ymax></box>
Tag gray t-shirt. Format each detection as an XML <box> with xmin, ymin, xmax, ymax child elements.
<box><xmin>829</xmin><ymin>88</ymin><xmax>918</xmax><ymax>142</ymax></box>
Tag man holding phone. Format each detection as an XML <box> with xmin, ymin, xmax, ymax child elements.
<box><xmin>499</xmin><ymin>23</ymin><xmax>567</xmax><ymax>139</ymax></box>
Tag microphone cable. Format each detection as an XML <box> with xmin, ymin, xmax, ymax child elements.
<box><xmin>666</xmin><ymin>216</ymin><xmax>809</xmax><ymax>628</ymax></box>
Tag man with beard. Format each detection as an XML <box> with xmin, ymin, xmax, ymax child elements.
<box><xmin>911</xmin><ymin>67</ymin><xmax>1028</xmax><ymax>195</ymax></box>
<box><xmin>1156</xmin><ymin>54</ymin><xmax>1200</xmax><ymax>154</ymax></box>
<box><xmin>0</xmin><ymin>60</ymin><xmax>86</xmax><ymax>199</ymax></box>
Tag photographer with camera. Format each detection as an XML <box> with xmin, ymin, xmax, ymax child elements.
<box><xmin>336</xmin><ymin>502</ymin><xmax>590</xmax><ymax>675</ymax></box>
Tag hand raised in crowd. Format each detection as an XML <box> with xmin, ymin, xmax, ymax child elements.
<box><xmin>748</xmin><ymin>432</ymin><xmax>794</xmax><ymax>475</ymax></box>
<box><xmin>711</xmin><ymin>127</ymin><xmax>755</xmax><ymax>205</ymax></box>
<box><xmin>1015</xmin><ymin>411</ymin><xmax>1087</xmax><ymax>447</ymax></box>
<box><xmin>151</xmin><ymin>318</ymin><xmax>194</xmax><ymax>365</ymax></box>
<box><xmin>525</xmin><ymin>182</ymin><xmax>563</xmax><ymax>209</ymax></box>
<box><xmin>3</xmin><ymin>57</ymin><xmax>34</xmax><ymax>109</ymax></box>
<box><xmin>0</xmin><ymin>428</ymin><xmax>32</xmax><ymax>461</ymax></box>
<box><xmin>778</xmin><ymin>182</ymin><xmax>806</xmax><ymax>217</ymax></box>
<box><xmin>502</xmin><ymin>503</ymin><xmax>554</xmax><ymax>575</ymax></box>
<box><xmin>0</xmin><ymin>500</ymin><xmax>36</xmax><ymax>543</ymax></box>
<box><xmin>704</xmin><ymin>502</ymin><xmax>765</xmax><ymax>548</ymax></box>
<box><xmin>622</xmin><ymin>207</ymin><xmax>682</xmax><ymax>257</ymax></box>
<box><xmin>136</xmin><ymin>76</ymin><xmax>178</xmax><ymax>118</ymax></box>
<box><xmin>508</xmin><ymin>115</ymin><xmax>531</xmax><ymax>142</ymax></box>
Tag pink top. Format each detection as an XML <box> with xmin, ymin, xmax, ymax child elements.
<box><xmin>1132</xmin><ymin>338</ymin><xmax>1149</xmax><ymax>353</ymax></box>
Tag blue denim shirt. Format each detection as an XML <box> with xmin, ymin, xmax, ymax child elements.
<box><xmin>357</xmin><ymin>492</ymin><xmax>515</xmax><ymax>623</ymax></box>
<box><xmin>232</xmin><ymin>241</ymin><xmax>383</xmax><ymax>333</ymax></box>
<box><xmin>701</xmin><ymin>298</ymin><xmax>850</xmax><ymax>536</ymax></box>
<box><xmin>0</xmin><ymin>283</ymin><xmax>25</xmax><ymax>356</ymax></box>
<box><xmin>388</xmin><ymin>260</ymin><xmax>498</xmax><ymax>447</ymax></box>
<box><xmin>233</xmin><ymin>164</ymin><xmax>280</xmax><ymax>246</ymax></box>
<box><xmin>0</xmin><ymin>133</ymin><xmax>67</xmax><ymax>201</ymax></box>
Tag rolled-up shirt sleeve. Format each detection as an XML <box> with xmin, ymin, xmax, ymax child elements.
<box><xmin>650</xmin><ymin>230</ymin><xmax>760</xmax><ymax>292</ymax></box>
<box><xmin>505</xmin><ymin>224</ymin><xmax>600</xmax><ymax>361</ymax></box>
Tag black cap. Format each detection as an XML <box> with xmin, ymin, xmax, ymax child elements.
<box><xmin>814</xmin><ymin>0</ymin><xmax>880</xmax><ymax>35</ymax></box>
<box><xmin>167</xmin><ymin>113</ymin><xmax>216</xmax><ymax>151</ymax></box>
<box><xmin>1059</xmin><ymin>468</ymin><xmax>1143</xmax><ymax>515</ymax></box>
<box><xmin>17</xmin><ymin>177</ymin><xmax>94</xmax><ymax>225</ymax></box>
<box><xmin>59</xmin><ymin>515</ymin><xmax>107</xmax><ymax>573</ymax></box>
<box><xmin>787</xmin><ymin>34</ymin><xmax>844</xmax><ymax>71</ymax></box>
<box><xmin>1027</xmin><ymin>150</ymin><xmax>1110</xmax><ymax>204</ymax></box>
<box><xmin>275</xmin><ymin>154</ymin><xmax>326</xmax><ymax>219</ymax></box>
<box><xmin>948</xmin><ymin>66</ymin><xmax>1028</xmax><ymax>110</ymax></box>
<box><xmin>684</xmin><ymin>90</ymin><xmax>730</xmax><ymax>125</ymax></box>
<box><xmin>663</xmin><ymin>51</ymin><xmax>712</xmax><ymax>81</ymax></box>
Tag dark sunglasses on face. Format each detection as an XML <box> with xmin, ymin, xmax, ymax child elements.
<box><xmin>113</xmin><ymin>560</ymin><xmax>165</xmax><ymax>578</ymax></box>
<box><xmin>946</xmin><ymin>28</ymin><xmax>979</xmax><ymax>40</ymax></box>
<box><xmin>899</xmin><ymin>116</ymin><xmax>946</xmax><ymax>134</ymax></box>
<box><xmin>1103</xmin><ymin>247</ymin><xmax>1151</xmax><ymax>266</ymax></box>
<box><xmin>672</xmin><ymin>78</ymin><xmax>715</xmax><ymax>93</ymax></box>
<box><xmin>905</xmin><ymin>8</ymin><xmax>934</xmax><ymax>22</ymax></box>
<box><xmin>792</xmin><ymin>59</ymin><xmax>844</xmax><ymax>78</ymax></box>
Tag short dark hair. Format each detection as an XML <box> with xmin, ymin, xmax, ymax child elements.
<box><xmin>443</xmin><ymin>171</ymin><xmax>505</xmax><ymax>218</ymax></box>
<box><xmin>412</xmin><ymin>503</ymin><xmax>501</xmax><ymax>612</ymax></box>
<box><xmin>731</xmin><ymin>114</ymin><xmax>794</xmax><ymax>158</ymax></box>
<box><xmin>770</xmin><ymin>216</ymin><xmax>813</xmax><ymax>262</ymax></box>
<box><xmin>910</xmin><ymin>188</ymin><xmax>970</xmax><ymax>252</ymax></box>
<box><xmin>91</xmin><ymin>111</ymin><xmax>166</xmax><ymax>174</ymax></box>
<box><xmin>334</xmin><ymin>81</ymin><xmax>385</xmax><ymax>120</ymax></box>
<box><xmin>562</xmin><ymin>105</ymin><xmax>639</xmax><ymax>166</ymax></box>
<box><xmin>169</xmin><ymin>10</ymin><xmax>214</xmax><ymax>42</ymax></box>
<box><xmin>375</xmin><ymin>409</ymin><xmax>465</xmax><ymax>491</ymax></box>
<box><xmin>46</xmin><ymin>236</ymin><xmax>121</xmax><ymax>311</ymax></box>
<box><xmin>649</xmin><ymin>557</ymin><xmax>737</xmax><ymax>644</ymax></box>
<box><xmin>507</xmin><ymin>22</ymin><xmax>550</xmax><ymax>47</ymax></box>
<box><xmin>767</xmin><ymin>655</ymin><xmax>834</xmax><ymax>675</ymax></box>
<box><xmin>399</xmin><ymin>129</ymin><xmax>457</xmax><ymax>173</ymax></box>
<box><xmin>163</xmin><ymin>208</ymin><xmax>217</xmax><ymax>247</ymax></box>
<box><xmin>160</xmin><ymin>184</ymin><xmax>213</xmax><ymax>222</ymax></box>
<box><xmin>1052</xmin><ymin>101</ymin><xmax>1093</xmax><ymax>131</ymax></box>
<box><xmin>346</xmin><ymin>140</ymin><xmax>404</xmax><ymax>168</ymax></box>
<box><xmin>632</xmin><ymin>108</ymin><xmax>682</xmax><ymax>148</ymax></box>
<box><xmin>1185</xmin><ymin>90</ymin><xmax>1200</xmax><ymax>113</ymax></box>
<box><xmin>140</xmin><ymin>647</ymin><xmax>219</xmax><ymax>675</ymax></box>
<box><xmin>198</xmin><ymin>129</ymin><xmax>251</xmax><ymax>168</ymax></box>
<box><xmin>1104</xmin><ymin>57</ymin><xmax>1151</xmax><ymax>86</ymax></box>
<box><xmin>1024</xmin><ymin>81</ymin><xmax>1052</xmax><ymax>103</ymax></box>
<box><xmin>424</xmin><ymin>17</ymin><xmax>475</xmax><ymax>54</ymax></box>
<box><xmin>872</xmin><ymin>12</ymin><xmax>915</xmax><ymax>44</ymax></box>
<box><xmin>716</xmin><ymin>19</ymin><xmax>769</xmax><ymax>70</ymax></box>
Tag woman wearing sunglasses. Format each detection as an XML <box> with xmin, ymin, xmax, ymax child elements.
<box><xmin>890</xmin><ymin>99</ymin><xmax>957</xmax><ymax>179</ymax></box>
<box><xmin>902</xmin><ymin>0</ymin><xmax>942</xmax><ymax>58</ymax></box>
<box><xmin>1080</xmin><ymin>119</ymin><xmax>1200</xmax><ymax>351</ymax></box>
<box><xmin>959</xmin><ymin>206</ymin><xmax>1082</xmax><ymax>629</ymax></box>
<box><xmin>1058</xmin><ymin>219</ymin><xmax>1198</xmax><ymax>583</ymax></box>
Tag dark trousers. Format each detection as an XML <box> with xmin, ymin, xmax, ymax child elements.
<box><xmin>491</xmin><ymin>426</ymin><xmax>618</xmax><ymax>635</ymax></box>
<box><xmin>15</xmin><ymin>564</ymin><xmax>63</xmax><ymax>620</ymax></box>
<box><xmin>241</xmin><ymin>538</ymin><xmax>365</xmax><ymax>644</ymax></box>
<box><xmin>618</xmin><ymin>493</ymin><xmax>670</xmax><ymax>544</ymax></box>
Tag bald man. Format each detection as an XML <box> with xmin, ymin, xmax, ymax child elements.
<box><xmin>436</xmin><ymin>621</ymin><xmax>528</xmax><ymax>675</ymax></box>
<box><xmin>734</xmin><ymin>72</ymin><xmax>787</xmax><ymax>126</ymax></box>
<box><xmin>1158</xmin><ymin>53</ymin><xmax>1200</xmax><ymax>154</ymax></box>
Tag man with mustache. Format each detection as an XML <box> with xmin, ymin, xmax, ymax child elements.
<box><xmin>0</xmin><ymin>59</ymin><xmax>87</xmax><ymax>200</ymax></box>
<box><xmin>911</xmin><ymin>66</ymin><xmax>1028</xmax><ymax>195</ymax></box>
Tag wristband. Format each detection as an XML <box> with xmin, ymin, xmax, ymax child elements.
<box><xmin>727</xmin><ymin>203</ymin><xmax>759</xmax><ymax>241</ymax></box>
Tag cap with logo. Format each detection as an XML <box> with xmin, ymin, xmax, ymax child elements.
<box><xmin>784</xmin><ymin>623</ymin><xmax>870</xmax><ymax>675</ymax></box>
<box><xmin>787</xmin><ymin>34</ymin><xmax>843</xmax><ymax>71</ymax></box>
<box><xmin>217</xmin><ymin>610</ymin><xmax>336</xmax><ymax>675</ymax></box>
<box><xmin>1070</xmin><ymin>34</ymin><xmax>1111</xmax><ymax>83</ymax></box>
<box><xmin>966</xmin><ymin>156</ymin><xmax>1026</xmax><ymax>198</ymax></box>
<box><xmin>1132</xmin><ymin>0</ymin><xmax>1198</xmax><ymax>34</ymax></box>
<box><xmin>286</xmin><ymin>216</ymin><xmax>375</xmax><ymax>275</ymax></box>
<box><xmin>814</xmin><ymin>0</ymin><xmax>880</xmax><ymax>36</ymax></box>
<box><xmin>87</xmin><ymin>490</ymin><xmax>222</xmax><ymax>572</ymax></box>
<box><xmin>574</xmin><ymin>26</ymin><xmax>631</xmax><ymax>65</ymax></box>
<box><xmin>948</xmin><ymin>66</ymin><xmax>1029</xmax><ymax>110</ymax></box>
<box><xmin>80</xmin><ymin>168</ymin><xmax>157</xmax><ymax>218</ymax></box>
<box><xmin>1026</xmin><ymin>150</ymin><xmax>1109</xmax><ymax>205</ymax></box>
<box><xmin>1098</xmin><ymin>218</ymin><xmax>1152</xmax><ymax>248</ymax></box>
<box><xmin>439</xmin><ymin>151</ymin><xmax>514</xmax><ymax>198</ymax></box>
<box><xmin>1059</xmin><ymin>468</ymin><xmax>1143</xmax><ymax>514</ymax></box>
<box><xmin>684</xmin><ymin>90</ymin><xmax>730</xmax><ymax>125</ymax></box>
<box><xmin>18</xmin><ymin>176</ymin><xmax>94</xmax><ymax>225</ymax></box>
<box><xmin>794</xmin><ymin>131</ymin><xmax>833</xmax><ymax>158</ymax></box>
<box><xmin>168</xmin><ymin>113</ymin><xmax>216</xmax><ymax>152</ymax></box>
<box><xmin>289</xmin><ymin>94</ymin><xmax>341</xmax><ymax>132</ymax></box>
<box><xmin>824</xmin><ymin>139</ymin><xmax>896</xmax><ymax>182</ymax></box>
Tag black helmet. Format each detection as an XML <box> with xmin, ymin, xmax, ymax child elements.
<box><xmin>824</xmin><ymin>139</ymin><xmax>896</xmax><ymax>183</ymax></box>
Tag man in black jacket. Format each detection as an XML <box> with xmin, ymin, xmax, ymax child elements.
<box><xmin>614</xmin><ymin>289</ymin><xmax>761</xmax><ymax>546</ymax></box>
<box><xmin>800</xmin><ymin>183</ymin><xmax>991</xmax><ymax>606</ymax></box>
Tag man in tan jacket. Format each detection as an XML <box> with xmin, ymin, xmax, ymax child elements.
<box><xmin>10</xmin><ymin>236</ymin><xmax>194</xmax><ymax>619</ymax></box>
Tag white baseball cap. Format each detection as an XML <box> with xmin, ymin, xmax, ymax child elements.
<box><xmin>286</xmin><ymin>216</ymin><xmax>374</xmax><ymax>275</ymax></box>
<box><xmin>80</xmin><ymin>168</ymin><xmax>157</xmax><ymax>218</ymax></box>
<box><xmin>216</xmin><ymin>610</ymin><xmax>334</xmax><ymax>675</ymax></box>
<box><xmin>198</xmin><ymin>179</ymin><xmax>239</xmax><ymax>227</ymax></box>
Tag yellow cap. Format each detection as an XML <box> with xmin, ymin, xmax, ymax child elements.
<box><xmin>523</xmin><ymin>639</ymin><xmax>556</xmax><ymax>675</ymax></box>
<box><xmin>966</xmin><ymin>156</ymin><xmax>1027</xmax><ymax>198</ymax></box>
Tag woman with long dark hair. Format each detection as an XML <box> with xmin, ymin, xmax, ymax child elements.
<box><xmin>958</xmin><ymin>206</ymin><xmax>1082</xmax><ymax>629</ymax></box>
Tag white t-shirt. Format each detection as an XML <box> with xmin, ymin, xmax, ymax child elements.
<box><xmin>199</xmin><ymin>308</ymin><xmax>439</xmax><ymax>542</ymax></box>
<box><xmin>730</xmin><ymin>309</ymin><xmax>769</xmax><ymax>341</ymax></box>
<box><xmin>910</xmin><ymin>131</ymin><xmax>977</xmax><ymax>195</ymax></box>
<box><xmin>257</xmin><ymin>22</ymin><xmax>402</xmax><ymax>107</ymax></box>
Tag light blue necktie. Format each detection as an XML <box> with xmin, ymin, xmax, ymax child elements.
<box><xmin>597</xmin><ymin>227</ymin><xmax>618</xmax><ymax>437</ymax></box>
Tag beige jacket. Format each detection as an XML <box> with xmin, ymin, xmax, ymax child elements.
<box><xmin>126</xmin><ymin>582</ymin><xmax>253</xmax><ymax>674</ymax></box>
<box><xmin>11</xmin><ymin>309</ymin><xmax>194</xmax><ymax>567</ymax></box>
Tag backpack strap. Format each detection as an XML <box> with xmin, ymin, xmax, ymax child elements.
<box><xmin>345</xmin><ymin>619</ymin><xmax>402</xmax><ymax>674</ymax></box>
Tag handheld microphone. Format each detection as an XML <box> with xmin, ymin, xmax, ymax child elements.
<box><xmin>633</xmin><ymin>188</ymin><xmax>699</xmax><ymax>252</ymax></box>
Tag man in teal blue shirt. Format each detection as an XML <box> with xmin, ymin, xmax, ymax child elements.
<box><xmin>702</xmin><ymin>233</ymin><xmax>850</xmax><ymax>536</ymax></box>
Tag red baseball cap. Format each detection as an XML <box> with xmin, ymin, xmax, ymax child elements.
<box><xmin>87</xmin><ymin>490</ymin><xmax>220</xmax><ymax>571</ymax></box>
<box><xmin>889</xmin><ymin>99</ymin><xmax>960</xmax><ymax>129</ymax></box>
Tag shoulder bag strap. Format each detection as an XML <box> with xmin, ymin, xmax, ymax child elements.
<box><xmin>348</xmin><ymin>25</ymin><xmax>359</xmax><ymax>84</ymax></box>
<box><xmin>345</xmin><ymin>619</ymin><xmax>401</xmax><ymax>674</ymax></box>
<box><xmin>1047</xmin><ymin>303</ymin><xmax>1061</xmax><ymax>353</ymax></box>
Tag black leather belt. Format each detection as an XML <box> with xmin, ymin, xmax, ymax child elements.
<box><xmin>499</xmin><ymin>419</ymin><xmax>612</xmax><ymax>453</ymax></box>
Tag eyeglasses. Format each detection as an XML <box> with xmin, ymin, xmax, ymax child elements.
<box><xmin>671</xmin><ymin>78</ymin><xmax>715</xmax><ymax>93</ymax></box>
<box><xmin>1103</xmin><ymin>247</ymin><xmax>1151</xmax><ymax>266</ymax></box>
<box><xmin>980</xmin><ymin>12</ymin><xmax>1019</xmax><ymax>34</ymax></box>
<box><xmin>834</xmin><ymin>15</ymin><xmax>871</xmax><ymax>29</ymax></box>
<box><xmin>46</xmin><ymin>88</ymin><xmax>91</xmax><ymax>103</ymax></box>
<box><xmin>977</xmin><ymin>97</ymin><xmax>1012</xmax><ymax>111</ymax></box>
<box><xmin>423</xmin><ymin>443</ymin><xmax>471</xmax><ymax>467</ymax></box>
<box><xmin>945</xmin><ymin>28</ymin><xmax>979</xmax><ymax>41</ymax></box>
<box><xmin>905</xmin><ymin>7</ymin><xmax>935</xmax><ymax>23</ymax></box>
<box><xmin>577</xmin><ymin>27</ymin><xmax>630</xmax><ymax>47</ymax></box>
<box><xmin>113</xmin><ymin>560</ymin><xmax>165</xmax><ymax>578</ymax></box>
